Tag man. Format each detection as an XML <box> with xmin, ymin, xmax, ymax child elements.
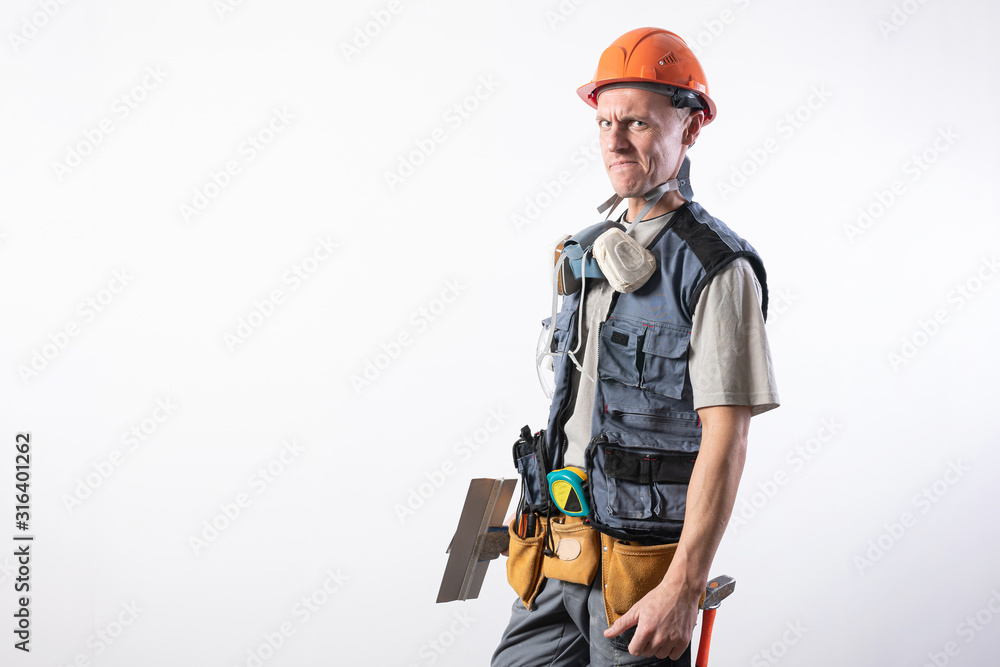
<box><xmin>493</xmin><ymin>28</ymin><xmax>778</xmax><ymax>666</ymax></box>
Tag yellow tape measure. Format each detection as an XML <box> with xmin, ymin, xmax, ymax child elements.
<box><xmin>547</xmin><ymin>467</ymin><xmax>590</xmax><ymax>517</ymax></box>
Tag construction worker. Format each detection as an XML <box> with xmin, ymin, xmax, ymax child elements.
<box><xmin>494</xmin><ymin>28</ymin><xmax>779</xmax><ymax>666</ymax></box>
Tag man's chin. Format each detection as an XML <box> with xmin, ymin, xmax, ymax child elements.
<box><xmin>604</xmin><ymin>178</ymin><xmax>635</xmax><ymax>198</ymax></box>
<box><xmin>611</xmin><ymin>187</ymin><xmax>644</xmax><ymax>200</ymax></box>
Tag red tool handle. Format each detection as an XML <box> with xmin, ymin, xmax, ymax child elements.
<box><xmin>695</xmin><ymin>608</ymin><xmax>717</xmax><ymax>667</ymax></box>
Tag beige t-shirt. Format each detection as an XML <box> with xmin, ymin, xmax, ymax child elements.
<box><xmin>560</xmin><ymin>213</ymin><xmax>779</xmax><ymax>468</ymax></box>
<box><xmin>688</xmin><ymin>258</ymin><xmax>779</xmax><ymax>417</ymax></box>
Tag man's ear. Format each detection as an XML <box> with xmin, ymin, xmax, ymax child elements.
<box><xmin>683</xmin><ymin>110</ymin><xmax>705</xmax><ymax>146</ymax></box>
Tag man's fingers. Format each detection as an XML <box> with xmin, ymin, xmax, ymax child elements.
<box><xmin>625</xmin><ymin>620</ymin><xmax>655</xmax><ymax>657</ymax></box>
<box><xmin>639</xmin><ymin>631</ymin><xmax>689</xmax><ymax>661</ymax></box>
<box><xmin>500</xmin><ymin>514</ymin><xmax>516</xmax><ymax>557</ymax></box>
<box><xmin>603</xmin><ymin>611</ymin><xmax>637</xmax><ymax>638</ymax></box>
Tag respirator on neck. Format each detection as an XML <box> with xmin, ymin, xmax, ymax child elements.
<box><xmin>556</xmin><ymin>155</ymin><xmax>692</xmax><ymax>295</ymax></box>
<box><xmin>535</xmin><ymin>158</ymin><xmax>695</xmax><ymax>397</ymax></box>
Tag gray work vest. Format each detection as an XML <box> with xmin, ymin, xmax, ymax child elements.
<box><xmin>543</xmin><ymin>201</ymin><xmax>768</xmax><ymax>544</ymax></box>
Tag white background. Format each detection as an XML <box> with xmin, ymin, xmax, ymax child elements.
<box><xmin>2</xmin><ymin>0</ymin><xmax>999</xmax><ymax>665</ymax></box>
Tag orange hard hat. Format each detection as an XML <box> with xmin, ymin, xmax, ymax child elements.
<box><xmin>577</xmin><ymin>27</ymin><xmax>717</xmax><ymax>124</ymax></box>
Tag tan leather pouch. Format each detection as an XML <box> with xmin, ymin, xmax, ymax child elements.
<box><xmin>505</xmin><ymin>517</ymin><xmax>547</xmax><ymax>610</ymax></box>
<box><xmin>541</xmin><ymin>516</ymin><xmax>601</xmax><ymax>585</ymax></box>
<box><xmin>601</xmin><ymin>533</ymin><xmax>677</xmax><ymax>626</ymax></box>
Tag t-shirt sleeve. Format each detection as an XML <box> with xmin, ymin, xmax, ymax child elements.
<box><xmin>688</xmin><ymin>258</ymin><xmax>779</xmax><ymax>416</ymax></box>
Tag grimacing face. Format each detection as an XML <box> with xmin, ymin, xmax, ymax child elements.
<box><xmin>595</xmin><ymin>87</ymin><xmax>703</xmax><ymax>207</ymax></box>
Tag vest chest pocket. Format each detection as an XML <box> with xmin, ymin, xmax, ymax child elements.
<box><xmin>598</xmin><ymin>321</ymin><xmax>642</xmax><ymax>387</ymax></box>
<box><xmin>597</xmin><ymin>318</ymin><xmax>690</xmax><ymax>400</ymax></box>
<box><xmin>638</xmin><ymin>325</ymin><xmax>690</xmax><ymax>400</ymax></box>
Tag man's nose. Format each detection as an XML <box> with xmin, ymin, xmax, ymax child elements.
<box><xmin>605</xmin><ymin>124</ymin><xmax>629</xmax><ymax>152</ymax></box>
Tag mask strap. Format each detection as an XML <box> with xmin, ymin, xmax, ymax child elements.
<box><xmin>596</xmin><ymin>155</ymin><xmax>694</xmax><ymax>224</ymax></box>
<box><xmin>596</xmin><ymin>179</ymin><xmax>674</xmax><ymax>228</ymax></box>
<box><xmin>676</xmin><ymin>154</ymin><xmax>694</xmax><ymax>201</ymax></box>
<box><xmin>597</xmin><ymin>192</ymin><xmax>622</xmax><ymax>220</ymax></box>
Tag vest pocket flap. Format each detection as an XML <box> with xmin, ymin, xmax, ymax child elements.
<box><xmin>641</xmin><ymin>326</ymin><xmax>690</xmax><ymax>359</ymax></box>
<box><xmin>604</xmin><ymin>448</ymin><xmax>697</xmax><ymax>485</ymax></box>
<box><xmin>586</xmin><ymin>438</ymin><xmax>690</xmax><ymax>537</ymax></box>
<box><xmin>598</xmin><ymin>321</ymin><xmax>641</xmax><ymax>387</ymax></box>
<box><xmin>638</xmin><ymin>326</ymin><xmax>690</xmax><ymax>399</ymax></box>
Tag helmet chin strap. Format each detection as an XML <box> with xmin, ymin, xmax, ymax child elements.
<box><xmin>597</xmin><ymin>155</ymin><xmax>694</xmax><ymax>224</ymax></box>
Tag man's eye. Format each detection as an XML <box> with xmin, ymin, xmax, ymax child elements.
<box><xmin>630</xmin><ymin>120</ymin><xmax>646</xmax><ymax>128</ymax></box>
<box><xmin>598</xmin><ymin>120</ymin><xmax>611</xmax><ymax>129</ymax></box>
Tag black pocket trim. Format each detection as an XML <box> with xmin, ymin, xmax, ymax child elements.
<box><xmin>604</xmin><ymin>448</ymin><xmax>696</xmax><ymax>485</ymax></box>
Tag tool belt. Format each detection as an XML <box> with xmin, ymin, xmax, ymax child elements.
<box><xmin>506</xmin><ymin>513</ymin><xmax>601</xmax><ymax>609</ymax></box>
<box><xmin>506</xmin><ymin>514</ymin><xmax>679</xmax><ymax>626</ymax></box>
<box><xmin>508</xmin><ymin>426</ymin><xmax>681</xmax><ymax>621</ymax></box>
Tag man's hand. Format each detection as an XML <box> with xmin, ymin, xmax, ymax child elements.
<box><xmin>603</xmin><ymin>576</ymin><xmax>702</xmax><ymax>659</ymax></box>
<box><xmin>500</xmin><ymin>512</ymin><xmax>516</xmax><ymax>557</ymax></box>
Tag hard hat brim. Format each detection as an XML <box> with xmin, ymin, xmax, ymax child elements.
<box><xmin>577</xmin><ymin>78</ymin><xmax>716</xmax><ymax>123</ymax></box>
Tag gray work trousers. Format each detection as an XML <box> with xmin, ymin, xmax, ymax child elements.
<box><xmin>491</xmin><ymin>574</ymin><xmax>692</xmax><ymax>667</ymax></box>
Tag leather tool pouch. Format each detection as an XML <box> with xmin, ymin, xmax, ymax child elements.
<box><xmin>541</xmin><ymin>515</ymin><xmax>601</xmax><ymax>586</ymax></box>
<box><xmin>512</xmin><ymin>425</ymin><xmax>551</xmax><ymax>512</ymax></box>
<box><xmin>601</xmin><ymin>533</ymin><xmax>678</xmax><ymax>627</ymax></box>
<box><xmin>505</xmin><ymin>516</ymin><xmax>548</xmax><ymax>610</ymax></box>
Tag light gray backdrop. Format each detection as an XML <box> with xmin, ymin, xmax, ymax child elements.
<box><xmin>2</xmin><ymin>0</ymin><xmax>998</xmax><ymax>665</ymax></box>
